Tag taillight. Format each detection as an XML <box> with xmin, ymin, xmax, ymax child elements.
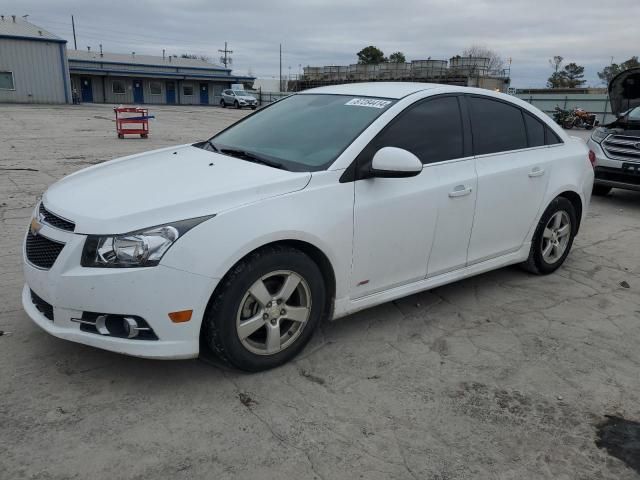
<box><xmin>588</xmin><ymin>150</ymin><xmax>596</xmax><ymax>168</ymax></box>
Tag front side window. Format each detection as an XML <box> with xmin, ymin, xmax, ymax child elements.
<box><xmin>362</xmin><ymin>96</ymin><xmax>464</xmax><ymax>165</ymax></box>
<box><xmin>232</xmin><ymin>90</ymin><xmax>245</xmax><ymax>96</ymax></box>
<box><xmin>468</xmin><ymin>96</ymin><xmax>528</xmax><ymax>155</ymax></box>
<box><xmin>210</xmin><ymin>94</ymin><xmax>395</xmax><ymax>171</ymax></box>
<box><xmin>183</xmin><ymin>85</ymin><xmax>193</xmax><ymax>96</ymax></box>
<box><xmin>0</xmin><ymin>71</ymin><xmax>15</xmax><ymax>90</ymax></box>
<box><xmin>150</xmin><ymin>82</ymin><xmax>162</xmax><ymax>95</ymax></box>
<box><xmin>112</xmin><ymin>80</ymin><xmax>126</xmax><ymax>94</ymax></box>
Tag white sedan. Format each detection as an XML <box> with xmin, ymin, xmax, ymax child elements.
<box><xmin>23</xmin><ymin>83</ymin><xmax>594</xmax><ymax>371</ymax></box>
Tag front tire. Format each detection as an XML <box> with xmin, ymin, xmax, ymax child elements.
<box><xmin>592</xmin><ymin>184</ymin><xmax>612</xmax><ymax>196</ymax></box>
<box><xmin>521</xmin><ymin>197</ymin><xmax>577</xmax><ymax>275</ymax></box>
<box><xmin>202</xmin><ymin>246</ymin><xmax>326</xmax><ymax>372</ymax></box>
<box><xmin>234</xmin><ymin>100</ymin><xmax>240</xmax><ymax>109</ymax></box>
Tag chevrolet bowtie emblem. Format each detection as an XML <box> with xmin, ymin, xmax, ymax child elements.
<box><xmin>30</xmin><ymin>217</ymin><xmax>42</xmax><ymax>236</ymax></box>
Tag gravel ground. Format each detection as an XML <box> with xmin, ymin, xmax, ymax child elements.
<box><xmin>1</xmin><ymin>104</ymin><xmax>639</xmax><ymax>480</ymax></box>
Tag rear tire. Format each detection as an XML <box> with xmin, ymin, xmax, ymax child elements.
<box><xmin>563</xmin><ymin>119</ymin><xmax>574</xmax><ymax>129</ymax></box>
<box><xmin>202</xmin><ymin>245</ymin><xmax>326</xmax><ymax>372</ymax></box>
<box><xmin>521</xmin><ymin>197</ymin><xmax>577</xmax><ymax>275</ymax></box>
<box><xmin>220</xmin><ymin>99</ymin><xmax>226</xmax><ymax>108</ymax></box>
<box><xmin>592</xmin><ymin>184</ymin><xmax>612</xmax><ymax>196</ymax></box>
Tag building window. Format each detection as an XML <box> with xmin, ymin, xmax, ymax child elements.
<box><xmin>0</xmin><ymin>71</ymin><xmax>15</xmax><ymax>90</ymax></box>
<box><xmin>150</xmin><ymin>82</ymin><xmax>162</xmax><ymax>95</ymax></box>
<box><xmin>112</xmin><ymin>80</ymin><xmax>126</xmax><ymax>95</ymax></box>
<box><xmin>183</xmin><ymin>84</ymin><xmax>193</xmax><ymax>96</ymax></box>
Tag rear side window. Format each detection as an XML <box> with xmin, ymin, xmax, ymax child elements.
<box><xmin>468</xmin><ymin>96</ymin><xmax>528</xmax><ymax>155</ymax></box>
<box><xmin>545</xmin><ymin>127</ymin><xmax>563</xmax><ymax>145</ymax></box>
<box><xmin>366</xmin><ymin>96</ymin><xmax>464</xmax><ymax>164</ymax></box>
<box><xmin>523</xmin><ymin>112</ymin><xmax>545</xmax><ymax>147</ymax></box>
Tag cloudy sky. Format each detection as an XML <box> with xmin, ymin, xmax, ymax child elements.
<box><xmin>15</xmin><ymin>0</ymin><xmax>640</xmax><ymax>87</ymax></box>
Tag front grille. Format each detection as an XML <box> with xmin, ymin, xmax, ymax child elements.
<box><xmin>39</xmin><ymin>203</ymin><xmax>75</xmax><ymax>231</ymax></box>
<box><xmin>25</xmin><ymin>231</ymin><xmax>65</xmax><ymax>269</ymax></box>
<box><xmin>602</xmin><ymin>135</ymin><xmax>640</xmax><ymax>162</ymax></box>
<box><xmin>595</xmin><ymin>166</ymin><xmax>640</xmax><ymax>186</ymax></box>
<box><xmin>30</xmin><ymin>290</ymin><xmax>54</xmax><ymax>321</ymax></box>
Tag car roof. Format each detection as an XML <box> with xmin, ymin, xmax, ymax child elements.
<box><xmin>300</xmin><ymin>82</ymin><xmax>444</xmax><ymax>99</ymax></box>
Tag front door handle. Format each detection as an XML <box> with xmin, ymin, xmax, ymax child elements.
<box><xmin>448</xmin><ymin>185</ymin><xmax>473</xmax><ymax>198</ymax></box>
<box><xmin>528</xmin><ymin>167</ymin><xmax>545</xmax><ymax>178</ymax></box>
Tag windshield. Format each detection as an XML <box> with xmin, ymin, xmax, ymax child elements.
<box><xmin>210</xmin><ymin>94</ymin><xmax>395</xmax><ymax>171</ymax></box>
<box><xmin>624</xmin><ymin>106</ymin><xmax>640</xmax><ymax>122</ymax></box>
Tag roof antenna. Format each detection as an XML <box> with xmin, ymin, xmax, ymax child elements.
<box><xmin>12</xmin><ymin>15</ymin><xmax>16</xmax><ymax>22</ymax></box>
<box><xmin>87</xmin><ymin>46</ymin><xmax>91</xmax><ymax>52</ymax></box>
<box><xmin>99</xmin><ymin>44</ymin><xmax>103</xmax><ymax>57</ymax></box>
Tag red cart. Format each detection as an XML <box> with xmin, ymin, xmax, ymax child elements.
<box><xmin>114</xmin><ymin>107</ymin><xmax>153</xmax><ymax>139</ymax></box>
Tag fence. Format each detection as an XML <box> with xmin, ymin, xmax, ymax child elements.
<box><xmin>516</xmin><ymin>93</ymin><xmax>613</xmax><ymax>124</ymax></box>
<box><xmin>248</xmin><ymin>89</ymin><xmax>290</xmax><ymax>106</ymax></box>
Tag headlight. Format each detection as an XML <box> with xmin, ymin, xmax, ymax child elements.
<box><xmin>81</xmin><ymin>215</ymin><xmax>213</xmax><ymax>268</ymax></box>
<box><xmin>590</xmin><ymin>128</ymin><xmax>609</xmax><ymax>144</ymax></box>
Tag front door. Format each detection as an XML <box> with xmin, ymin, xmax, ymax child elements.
<box><xmin>80</xmin><ymin>77</ymin><xmax>93</xmax><ymax>103</ymax></box>
<box><xmin>166</xmin><ymin>82</ymin><xmax>176</xmax><ymax>104</ymax></box>
<box><xmin>465</xmin><ymin>95</ymin><xmax>552</xmax><ymax>264</ymax></box>
<box><xmin>200</xmin><ymin>83</ymin><xmax>209</xmax><ymax>104</ymax></box>
<box><xmin>133</xmin><ymin>79</ymin><xmax>144</xmax><ymax>104</ymax></box>
<box><xmin>351</xmin><ymin>95</ymin><xmax>476</xmax><ymax>297</ymax></box>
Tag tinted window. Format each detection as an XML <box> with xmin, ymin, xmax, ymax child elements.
<box><xmin>365</xmin><ymin>96</ymin><xmax>464</xmax><ymax>164</ymax></box>
<box><xmin>468</xmin><ymin>97</ymin><xmax>528</xmax><ymax>155</ymax></box>
<box><xmin>212</xmin><ymin>94</ymin><xmax>395</xmax><ymax>171</ymax></box>
<box><xmin>523</xmin><ymin>112</ymin><xmax>545</xmax><ymax>147</ymax></box>
<box><xmin>545</xmin><ymin>127</ymin><xmax>563</xmax><ymax>145</ymax></box>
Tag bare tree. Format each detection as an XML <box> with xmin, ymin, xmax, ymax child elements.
<box><xmin>462</xmin><ymin>45</ymin><xmax>505</xmax><ymax>72</ymax></box>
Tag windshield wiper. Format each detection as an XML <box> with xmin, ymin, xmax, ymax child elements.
<box><xmin>219</xmin><ymin>147</ymin><xmax>285</xmax><ymax>170</ymax></box>
<box><xmin>205</xmin><ymin>139</ymin><xmax>219</xmax><ymax>152</ymax></box>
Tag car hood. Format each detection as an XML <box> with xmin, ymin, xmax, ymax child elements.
<box><xmin>237</xmin><ymin>96</ymin><xmax>256</xmax><ymax>101</ymax></box>
<box><xmin>608</xmin><ymin>67</ymin><xmax>640</xmax><ymax>117</ymax></box>
<box><xmin>43</xmin><ymin>144</ymin><xmax>311</xmax><ymax>234</ymax></box>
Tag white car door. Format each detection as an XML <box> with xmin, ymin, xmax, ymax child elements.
<box><xmin>350</xmin><ymin>95</ymin><xmax>477</xmax><ymax>298</ymax></box>
<box><xmin>465</xmin><ymin>95</ymin><xmax>555</xmax><ymax>264</ymax></box>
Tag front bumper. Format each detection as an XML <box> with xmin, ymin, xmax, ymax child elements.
<box><xmin>588</xmin><ymin>138</ymin><xmax>640</xmax><ymax>192</ymax></box>
<box><xmin>22</xmin><ymin>222</ymin><xmax>219</xmax><ymax>359</ymax></box>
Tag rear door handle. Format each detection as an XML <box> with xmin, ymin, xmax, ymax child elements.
<box><xmin>528</xmin><ymin>167</ymin><xmax>545</xmax><ymax>178</ymax></box>
<box><xmin>448</xmin><ymin>185</ymin><xmax>473</xmax><ymax>198</ymax></box>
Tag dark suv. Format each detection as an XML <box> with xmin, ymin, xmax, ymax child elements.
<box><xmin>587</xmin><ymin>68</ymin><xmax>640</xmax><ymax>195</ymax></box>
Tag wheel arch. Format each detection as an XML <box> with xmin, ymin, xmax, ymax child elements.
<box><xmin>201</xmin><ymin>239</ymin><xmax>337</xmax><ymax>336</ymax></box>
<box><xmin>557</xmin><ymin>190</ymin><xmax>583</xmax><ymax>233</ymax></box>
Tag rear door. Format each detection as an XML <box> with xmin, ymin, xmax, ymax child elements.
<box><xmin>351</xmin><ymin>95</ymin><xmax>477</xmax><ymax>297</ymax></box>
<box><xmin>465</xmin><ymin>95</ymin><xmax>553</xmax><ymax>264</ymax></box>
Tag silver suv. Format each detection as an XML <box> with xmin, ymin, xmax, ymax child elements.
<box><xmin>220</xmin><ymin>89</ymin><xmax>258</xmax><ymax>110</ymax></box>
<box><xmin>587</xmin><ymin>67</ymin><xmax>640</xmax><ymax>195</ymax></box>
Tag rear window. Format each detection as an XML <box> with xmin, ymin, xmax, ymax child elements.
<box><xmin>468</xmin><ymin>96</ymin><xmax>528</xmax><ymax>155</ymax></box>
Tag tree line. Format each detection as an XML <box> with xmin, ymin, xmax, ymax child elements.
<box><xmin>547</xmin><ymin>55</ymin><xmax>639</xmax><ymax>88</ymax></box>
<box><xmin>355</xmin><ymin>45</ymin><xmax>638</xmax><ymax>88</ymax></box>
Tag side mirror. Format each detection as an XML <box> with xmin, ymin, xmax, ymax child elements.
<box><xmin>370</xmin><ymin>147</ymin><xmax>423</xmax><ymax>178</ymax></box>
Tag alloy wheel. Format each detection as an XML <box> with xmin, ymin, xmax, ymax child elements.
<box><xmin>541</xmin><ymin>210</ymin><xmax>571</xmax><ymax>264</ymax></box>
<box><xmin>236</xmin><ymin>270</ymin><xmax>312</xmax><ymax>355</ymax></box>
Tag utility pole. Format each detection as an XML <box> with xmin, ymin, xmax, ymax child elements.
<box><xmin>279</xmin><ymin>44</ymin><xmax>282</xmax><ymax>92</ymax></box>
<box><xmin>71</xmin><ymin>15</ymin><xmax>77</xmax><ymax>50</ymax></box>
<box><xmin>218</xmin><ymin>42</ymin><xmax>233</xmax><ymax>68</ymax></box>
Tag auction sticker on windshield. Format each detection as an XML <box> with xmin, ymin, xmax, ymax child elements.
<box><xmin>345</xmin><ymin>98</ymin><xmax>392</xmax><ymax>108</ymax></box>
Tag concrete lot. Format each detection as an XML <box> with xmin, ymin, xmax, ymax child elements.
<box><xmin>1</xmin><ymin>104</ymin><xmax>639</xmax><ymax>479</ymax></box>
